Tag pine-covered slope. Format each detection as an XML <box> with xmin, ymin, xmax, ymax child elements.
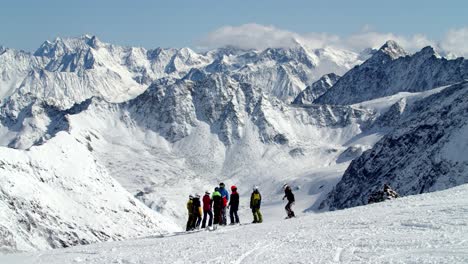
<box><xmin>314</xmin><ymin>41</ymin><xmax>468</xmax><ymax>105</ymax></box>
<box><xmin>320</xmin><ymin>81</ymin><xmax>468</xmax><ymax>210</ymax></box>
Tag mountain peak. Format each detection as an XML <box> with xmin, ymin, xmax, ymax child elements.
<box><xmin>34</xmin><ymin>35</ymin><xmax>102</xmax><ymax>57</ymax></box>
<box><xmin>378</xmin><ymin>40</ymin><xmax>408</xmax><ymax>59</ymax></box>
<box><xmin>416</xmin><ymin>46</ymin><xmax>440</xmax><ymax>59</ymax></box>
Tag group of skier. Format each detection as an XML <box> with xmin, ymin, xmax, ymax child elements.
<box><xmin>186</xmin><ymin>183</ymin><xmax>295</xmax><ymax>231</ymax></box>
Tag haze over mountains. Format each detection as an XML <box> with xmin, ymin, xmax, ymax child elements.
<box><xmin>0</xmin><ymin>35</ymin><xmax>467</xmax><ymax>253</ymax></box>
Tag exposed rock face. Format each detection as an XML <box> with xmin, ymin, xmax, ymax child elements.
<box><xmin>321</xmin><ymin>81</ymin><xmax>468</xmax><ymax>210</ymax></box>
<box><xmin>314</xmin><ymin>41</ymin><xmax>468</xmax><ymax>105</ymax></box>
<box><xmin>292</xmin><ymin>73</ymin><xmax>340</xmax><ymax>105</ymax></box>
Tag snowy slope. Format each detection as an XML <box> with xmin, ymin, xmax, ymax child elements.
<box><xmin>0</xmin><ymin>132</ymin><xmax>178</xmax><ymax>253</ymax></box>
<box><xmin>315</xmin><ymin>41</ymin><xmax>468</xmax><ymax>105</ymax></box>
<box><xmin>321</xmin><ymin>81</ymin><xmax>468</xmax><ymax>210</ymax></box>
<box><xmin>2</xmin><ymin>183</ymin><xmax>468</xmax><ymax>263</ymax></box>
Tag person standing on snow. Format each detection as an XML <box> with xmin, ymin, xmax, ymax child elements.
<box><xmin>250</xmin><ymin>186</ymin><xmax>263</xmax><ymax>223</ymax></box>
<box><xmin>283</xmin><ymin>184</ymin><xmax>295</xmax><ymax>219</ymax></box>
<box><xmin>212</xmin><ymin>187</ymin><xmax>223</xmax><ymax>226</ymax></box>
<box><xmin>201</xmin><ymin>191</ymin><xmax>213</xmax><ymax>228</ymax></box>
<box><xmin>191</xmin><ymin>194</ymin><xmax>202</xmax><ymax>229</ymax></box>
<box><xmin>228</xmin><ymin>185</ymin><xmax>240</xmax><ymax>225</ymax></box>
<box><xmin>218</xmin><ymin>182</ymin><xmax>230</xmax><ymax>225</ymax></box>
<box><xmin>186</xmin><ymin>195</ymin><xmax>194</xmax><ymax>231</ymax></box>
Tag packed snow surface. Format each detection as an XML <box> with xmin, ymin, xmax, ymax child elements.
<box><xmin>1</xmin><ymin>184</ymin><xmax>467</xmax><ymax>263</ymax></box>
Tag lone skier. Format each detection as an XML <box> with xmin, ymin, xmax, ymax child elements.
<box><xmin>250</xmin><ymin>186</ymin><xmax>263</xmax><ymax>223</ymax></box>
<box><xmin>186</xmin><ymin>195</ymin><xmax>194</xmax><ymax>231</ymax></box>
<box><xmin>282</xmin><ymin>184</ymin><xmax>295</xmax><ymax>219</ymax></box>
<box><xmin>201</xmin><ymin>191</ymin><xmax>213</xmax><ymax>228</ymax></box>
<box><xmin>229</xmin><ymin>185</ymin><xmax>240</xmax><ymax>225</ymax></box>
<box><xmin>218</xmin><ymin>182</ymin><xmax>230</xmax><ymax>225</ymax></box>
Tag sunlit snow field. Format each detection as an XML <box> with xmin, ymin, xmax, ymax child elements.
<box><xmin>2</xmin><ymin>183</ymin><xmax>467</xmax><ymax>264</ymax></box>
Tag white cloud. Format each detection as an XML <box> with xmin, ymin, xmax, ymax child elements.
<box><xmin>440</xmin><ymin>27</ymin><xmax>468</xmax><ymax>57</ymax></box>
<box><xmin>198</xmin><ymin>23</ymin><xmax>304</xmax><ymax>50</ymax></box>
<box><xmin>197</xmin><ymin>23</ymin><xmax>467</xmax><ymax>58</ymax></box>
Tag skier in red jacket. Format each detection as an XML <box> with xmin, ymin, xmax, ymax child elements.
<box><xmin>201</xmin><ymin>191</ymin><xmax>213</xmax><ymax>228</ymax></box>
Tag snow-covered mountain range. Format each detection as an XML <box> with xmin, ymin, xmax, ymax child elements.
<box><xmin>314</xmin><ymin>40</ymin><xmax>468</xmax><ymax>105</ymax></box>
<box><xmin>0</xmin><ymin>35</ymin><xmax>467</xmax><ymax>253</ymax></box>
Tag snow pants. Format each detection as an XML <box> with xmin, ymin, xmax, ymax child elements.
<box><xmin>192</xmin><ymin>213</ymin><xmax>202</xmax><ymax>229</ymax></box>
<box><xmin>285</xmin><ymin>201</ymin><xmax>295</xmax><ymax>217</ymax></box>
<box><xmin>213</xmin><ymin>207</ymin><xmax>222</xmax><ymax>225</ymax></box>
<box><xmin>201</xmin><ymin>210</ymin><xmax>213</xmax><ymax>228</ymax></box>
<box><xmin>229</xmin><ymin>207</ymin><xmax>239</xmax><ymax>224</ymax></box>
<box><xmin>221</xmin><ymin>206</ymin><xmax>227</xmax><ymax>225</ymax></box>
<box><xmin>186</xmin><ymin>214</ymin><xmax>194</xmax><ymax>231</ymax></box>
<box><xmin>252</xmin><ymin>208</ymin><xmax>263</xmax><ymax>223</ymax></box>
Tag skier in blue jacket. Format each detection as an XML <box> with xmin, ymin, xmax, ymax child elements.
<box><xmin>218</xmin><ymin>182</ymin><xmax>230</xmax><ymax>225</ymax></box>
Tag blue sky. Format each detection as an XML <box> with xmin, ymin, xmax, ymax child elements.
<box><xmin>0</xmin><ymin>0</ymin><xmax>467</xmax><ymax>53</ymax></box>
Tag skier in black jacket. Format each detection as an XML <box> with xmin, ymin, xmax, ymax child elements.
<box><xmin>228</xmin><ymin>185</ymin><xmax>240</xmax><ymax>224</ymax></box>
<box><xmin>282</xmin><ymin>184</ymin><xmax>295</xmax><ymax>218</ymax></box>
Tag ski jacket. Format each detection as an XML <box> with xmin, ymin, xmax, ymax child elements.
<box><xmin>203</xmin><ymin>194</ymin><xmax>212</xmax><ymax>211</ymax></box>
<box><xmin>229</xmin><ymin>192</ymin><xmax>239</xmax><ymax>210</ymax></box>
<box><xmin>192</xmin><ymin>197</ymin><xmax>202</xmax><ymax>216</ymax></box>
<box><xmin>212</xmin><ymin>191</ymin><xmax>223</xmax><ymax>209</ymax></box>
<box><xmin>187</xmin><ymin>199</ymin><xmax>193</xmax><ymax>215</ymax></box>
<box><xmin>284</xmin><ymin>187</ymin><xmax>295</xmax><ymax>202</ymax></box>
<box><xmin>219</xmin><ymin>187</ymin><xmax>229</xmax><ymax>207</ymax></box>
<box><xmin>250</xmin><ymin>191</ymin><xmax>261</xmax><ymax>209</ymax></box>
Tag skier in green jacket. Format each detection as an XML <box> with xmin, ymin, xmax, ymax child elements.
<box><xmin>211</xmin><ymin>187</ymin><xmax>223</xmax><ymax>226</ymax></box>
<box><xmin>250</xmin><ymin>186</ymin><xmax>263</xmax><ymax>223</ymax></box>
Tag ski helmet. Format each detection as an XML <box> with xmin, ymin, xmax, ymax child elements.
<box><xmin>253</xmin><ymin>186</ymin><xmax>259</xmax><ymax>191</ymax></box>
<box><xmin>195</xmin><ymin>194</ymin><xmax>200</xmax><ymax>198</ymax></box>
<box><xmin>214</xmin><ymin>187</ymin><xmax>219</xmax><ymax>192</ymax></box>
<box><xmin>189</xmin><ymin>194</ymin><xmax>194</xmax><ymax>199</ymax></box>
<box><xmin>283</xmin><ymin>184</ymin><xmax>289</xmax><ymax>190</ymax></box>
<box><xmin>231</xmin><ymin>185</ymin><xmax>237</xmax><ymax>191</ymax></box>
<box><xmin>219</xmin><ymin>182</ymin><xmax>225</xmax><ymax>188</ymax></box>
<box><xmin>205</xmin><ymin>190</ymin><xmax>210</xmax><ymax>195</ymax></box>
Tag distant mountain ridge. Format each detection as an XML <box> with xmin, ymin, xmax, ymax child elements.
<box><xmin>0</xmin><ymin>35</ymin><xmax>364</xmax><ymax>109</ymax></box>
<box><xmin>314</xmin><ymin>41</ymin><xmax>468</xmax><ymax>105</ymax></box>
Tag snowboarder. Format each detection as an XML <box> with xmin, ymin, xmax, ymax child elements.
<box><xmin>282</xmin><ymin>184</ymin><xmax>295</xmax><ymax>218</ymax></box>
<box><xmin>201</xmin><ymin>191</ymin><xmax>213</xmax><ymax>228</ymax></box>
<box><xmin>218</xmin><ymin>182</ymin><xmax>230</xmax><ymax>225</ymax></box>
<box><xmin>186</xmin><ymin>195</ymin><xmax>194</xmax><ymax>231</ymax></box>
<box><xmin>191</xmin><ymin>194</ymin><xmax>202</xmax><ymax>229</ymax></box>
<box><xmin>212</xmin><ymin>187</ymin><xmax>223</xmax><ymax>226</ymax></box>
<box><xmin>368</xmin><ymin>183</ymin><xmax>399</xmax><ymax>204</ymax></box>
<box><xmin>229</xmin><ymin>185</ymin><xmax>240</xmax><ymax>225</ymax></box>
<box><xmin>250</xmin><ymin>186</ymin><xmax>263</xmax><ymax>223</ymax></box>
